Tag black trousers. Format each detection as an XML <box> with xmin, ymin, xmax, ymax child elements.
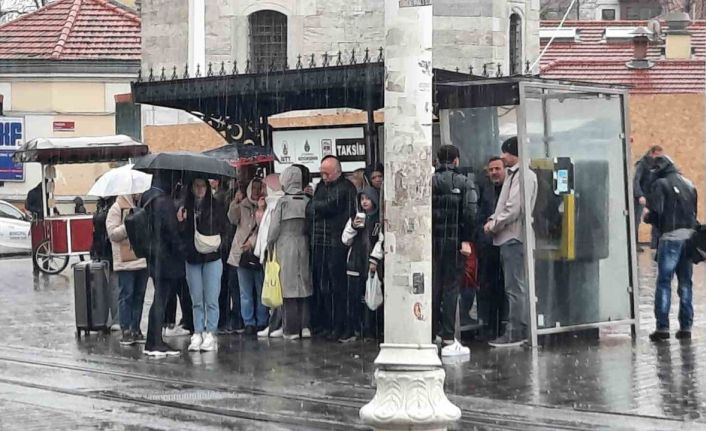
<box><xmin>344</xmin><ymin>275</ymin><xmax>365</xmax><ymax>337</ymax></box>
<box><xmin>476</xmin><ymin>245</ymin><xmax>506</xmax><ymax>338</ymax></box>
<box><xmin>432</xmin><ymin>248</ymin><xmax>461</xmax><ymax>341</ymax></box>
<box><xmin>312</xmin><ymin>245</ymin><xmax>348</xmax><ymax>335</ymax></box>
<box><xmin>226</xmin><ymin>264</ymin><xmax>243</xmax><ymax>330</ymax></box>
<box><xmin>218</xmin><ymin>255</ymin><xmax>231</xmax><ymax>328</ymax></box>
<box><xmin>146</xmin><ymin>276</ymin><xmax>173</xmax><ymax>349</ymax></box>
<box><xmin>164</xmin><ymin>276</ymin><xmax>193</xmax><ymax>331</ymax></box>
<box><xmin>283</xmin><ymin>298</ymin><xmax>311</xmax><ymax>336</ymax></box>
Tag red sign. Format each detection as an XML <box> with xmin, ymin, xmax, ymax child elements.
<box><xmin>53</xmin><ymin>121</ymin><xmax>75</xmax><ymax>132</ymax></box>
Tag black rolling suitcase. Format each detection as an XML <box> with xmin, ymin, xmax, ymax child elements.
<box><xmin>74</xmin><ymin>260</ymin><xmax>110</xmax><ymax>338</ymax></box>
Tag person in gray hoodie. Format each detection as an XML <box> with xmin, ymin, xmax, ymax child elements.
<box><xmin>267</xmin><ymin>166</ymin><xmax>313</xmax><ymax>340</ymax></box>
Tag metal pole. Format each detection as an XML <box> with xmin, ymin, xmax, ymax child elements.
<box><xmin>360</xmin><ymin>1</ymin><xmax>461</xmax><ymax>430</ymax></box>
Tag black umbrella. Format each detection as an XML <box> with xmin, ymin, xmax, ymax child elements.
<box><xmin>132</xmin><ymin>152</ymin><xmax>236</xmax><ymax>178</ymax></box>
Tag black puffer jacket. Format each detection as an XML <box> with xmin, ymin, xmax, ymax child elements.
<box><xmin>645</xmin><ymin>157</ymin><xmax>697</xmax><ymax>235</ymax></box>
<box><xmin>432</xmin><ymin>164</ymin><xmax>479</xmax><ymax>250</ymax></box>
<box><xmin>633</xmin><ymin>154</ymin><xmax>656</xmax><ymax>200</ymax></box>
<box><xmin>306</xmin><ymin>175</ymin><xmax>357</xmax><ymax>248</ymax></box>
<box><xmin>141</xmin><ymin>185</ymin><xmax>186</xmax><ymax>280</ymax></box>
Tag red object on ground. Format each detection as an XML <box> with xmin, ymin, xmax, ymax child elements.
<box><xmin>464</xmin><ymin>242</ymin><xmax>479</xmax><ymax>290</ymax></box>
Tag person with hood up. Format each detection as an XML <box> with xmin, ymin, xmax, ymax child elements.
<box><xmin>228</xmin><ymin>178</ymin><xmax>268</xmax><ymax>335</ymax></box>
<box><xmin>341</xmin><ymin>186</ymin><xmax>383</xmax><ymax>343</ymax></box>
<box><xmin>267</xmin><ymin>166</ymin><xmax>313</xmax><ymax>340</ymax></box>
<box><xmin>634</xmin><ymin>145</ymin><xmax>664</xmax><ymax>250</ymax></box>
<box><xmin>644</xmin><ymin>156</ymin><xmax>698</xmax><ymax>342</ymax></box>
<box><xmin>178</xmin><ymin>178</ymin><xmax>227</xmax><ymax>352</ymax></box>
<box><xmin>254</xmin><ymin>173</ymin><xmax>285</xmax><ymax>338</ymax></box>
<box><xmin>106</xmin><ymin>194</ymin><xmax>149</xmax><ymax>346</ymax></box>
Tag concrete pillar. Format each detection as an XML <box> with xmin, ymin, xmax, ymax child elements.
<box><xmin>188</xmin><ymin>0</ymin><xmax>206</xmax><ymax>74</ymax></box>
<box><xmin>359</xmin><ymin>1</ymin><xmax>461</xmax><ymax>430</ymax></box>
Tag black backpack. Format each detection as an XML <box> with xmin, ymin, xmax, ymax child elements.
<box><xmin>125</xmin><ymin>194</ymin><xmax>159</xmax><ymax>259</ymax></box>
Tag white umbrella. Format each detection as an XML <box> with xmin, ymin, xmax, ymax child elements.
<box><xmin>88</xmin><ymin>164</ymin><xmax>153</xmax><ymax>197</ymax></box>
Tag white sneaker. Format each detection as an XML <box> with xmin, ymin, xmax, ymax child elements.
<box><xmin>284</xmin><ymin>333</ymin><xmax>301</xmax><ymax>340</ymax></box>
<box><xmin>164</xmin><ymin>325</ymin><xmax>190</xmax><ymax>337</ymax></box>
<box><xmin>110</xmin><ymin>323</ymin><xmax>121</xmax><ymax>332</ymax></box>
<box><xmin>188</xmin><ymin>333</ymin><xmax>203</xmax><ymax>351</ymax></box>
<box><xmin>200</xmin><ymin>332</ymin><xmax>217</xmax><ymax>351</ymax></box>
<box><xmin>301</xmin><ymin>328</ymin><xmax>312</xmax><ymax>339</ymax></box>
<box><xmin>257</xmin><ymin>326</ymin><xmax>270</xmax><ymax>338</ymax></box>
<box><xmin>269</xmin><ymin>328</ymin><xmax>284</xmax><ymax>338</ymax></box>
<box><xmin>441</xmin><ymin>340</ymin><xmax>471</xmax><ymax>357</ymax></box>
<box><xmin>143</xmin><ymin>349</ymin><xmax>167</xmax><ymax>358</ymax></box>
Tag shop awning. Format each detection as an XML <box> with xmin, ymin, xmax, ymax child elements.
<box><xmin>13</xmin><ymin>135</ymin><xmax>148</xmax><ymax>165</ymax></box>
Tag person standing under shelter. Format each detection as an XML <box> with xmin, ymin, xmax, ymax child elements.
<box><xmin>432</xmin><ymin>145</ymin><xmax>479</xmax><ymax>346</ymax></box>
<box><xmin>644</xmin><ymin>156</ymin><xmax>698</xmax><ymax>341</ymax></box>
<box><xmin>484</xmin><ymin>137</ymin><xmax>537</xmax><ymax>348</ymax></box>
<box><xmin>307</xmin><ymin>156</ymin><xmax>357</xmax><ymax>340</ymax></box>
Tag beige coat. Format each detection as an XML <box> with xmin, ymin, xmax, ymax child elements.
<box><xmin>106</xmin><ymin>195</ymin><xmax>147</xmax><ymax>272</ymax></box>
<box><xmin>227</xmin><ymin>180</ymin><xmax>260</xmax><ymax>267</ymax></box>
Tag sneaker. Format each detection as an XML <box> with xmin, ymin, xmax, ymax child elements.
<box><xmin>441</xmin><ymin>340</ymin><xmax>471</xmax><ymax>357</ymax></box>
<box><xmin>488</xmin><ymin>333</ymin><xmax>525</xmax><ymax>348</ymax></box>
<box><xmin>143</xmin><ymin>348</ymin><xmax>167</xmax><ymax>358</ymax></box>
<box><xmin>257</xmin><ymin>326</ymin><xmax>270</xmax><ymax>338</ymax></box>
<box><xmin>119</xmin><ymin>330</ymin><xmax>135</xmax><ymax>346</ymax></box>
<box><xmin>284</xmin><ymin>333</ymin><xmax>301</xmax><ymax>340</ymax></box>
<box><xmin>156</xmin><ymin>342</ymin><xmax>181</xmax><ymax>356</ymax></box>
<box><xmin>133</xmin><ymin>331</ymin><xmax>146</xmax><ymax>344</ymax></box>
<box><xmin>301</xmin><ymin>328</ymin><xmax>312</xmax><ymax>339</ymax></box>
<box><xmin>200</xmin><ymin>332</ymin><xmax>217</xmax><ymax>351</ymax></box>
<box><xmin>269</xmin><ymin>328</ymin><xmax>284</xmax><ymax>338</ymax></box>
<box><xmin>164</xmin><ymin>325</ymin><xmax>190</xmax><ymax>337</ymax></box>
<box><xmin>338</xmin><ymin>333</ymin><xmax>357</xmax><ymax>343</ymax></box>
<box><xmin>676</xmin><ymin>330</ymin><xmax>692</xmax><ymax>340</ymax></box>
<box><xmin>234</xmin><ymin>327</ymin><xmax>245</xmax><ymax>334</ymax></box>
<box><xmin>110</xmin><ymin>323</ymin><xmax>121</xmax><ymax>332</ymax></box>
<box><xmin>649</xmin><ymin>330</ymin><xmax>670</xmax><ymax>342</ymax></box>
<box><xmin>244</xmin><ymin>325</ymin><xmax>256</xmax><ymax>336</ymax></box>
<box><xmin>188</xmin><ymin>333</ymin><xmax>203</xmax><ymax>351</ymax></box>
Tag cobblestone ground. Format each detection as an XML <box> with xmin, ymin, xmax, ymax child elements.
<box><xmin>0</xmin><ymin>252</ymin><xmax>704</xmax><ymax>430</ymax></box>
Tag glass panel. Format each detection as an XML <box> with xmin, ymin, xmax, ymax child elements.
<box><xmin>523</xmin><ymin>86</ymin><xmax>632</xmax><ymax>329</ymax></box>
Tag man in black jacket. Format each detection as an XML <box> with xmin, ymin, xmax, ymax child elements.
<box><xmin>645</xmin><ymin>156</ymin><xmax>698</xmax><ymax>342</ymax></box>
<box><xmin>306</xmin><ymin>156</ymin><xmax>357</xmax><ymax>339</ymax></box>
<box><xmin>432</xmin><ymin>145</ymin><xmax>479</xmax><ymax>345</ymax></box>
<box><xmin>633</xmin><ymin>145</ymin><xmax>663</xmax><ymax>249</ymax></box>
<box><xmin>141</xmin><ymin>173</ymin><xmax>186</xmax><ymax>357</ymax></box>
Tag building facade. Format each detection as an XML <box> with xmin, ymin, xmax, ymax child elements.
<box><xmin>541</xmin><ymin>0</ymin><xmax>704</xmax><ymax>21</ymax></box>
<box><xmin>0</xmin><ymin>0</ymin><xmax>140</xmax><ymax>204</ymax></box>
<box><xmin>141</xmin><ymin>0</ymin><xmax>540</xmax><ymax>77</ymax></box>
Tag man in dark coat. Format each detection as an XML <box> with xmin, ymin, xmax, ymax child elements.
<box><xmin>633</xmin><ymin>145</ymin><xmax>664</xmax><ymax>249</ymax></box>
<box><xmin>306</xmin><ymin>156</ymin><xmax>357</xmax><ymax>339</ymax></box>
<box><xmin>141</xmin><ymin>173</ymin><xmax>186</xmax><ymax>356</ymax></box>
<box><xmin>460</xmin><ymin>156</ymin><xmax>506</xmax><ymax>339</ymax></box>
<box><xmin>432</xmin><ymin>145</ymin><xmax>479</xmax><ymax>345</ymax></box>
<box><xmin>25</xmin><ymin>181</ymin><xmax>47</xmax><ymax>219</ymax></box>
<box><xmin>645</xmin><ymin>156</ymin><xmax>698</xmax><ymax>342</ymax></box>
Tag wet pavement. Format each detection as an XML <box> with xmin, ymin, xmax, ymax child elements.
<box><xmin>1</xmin><ymin>253</ymin><xmax>705</xmax><ymax>430</ymax></box>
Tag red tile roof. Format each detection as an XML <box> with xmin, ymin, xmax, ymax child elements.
<box><xmin>540</xmin><ymin>20</ymin><xmax>705</xmax><ymax>94</ymax></box>
<box><xmin>0</xmin><ymin>0</ymin><xmax>140</xmax><ymax>60</ymax></box>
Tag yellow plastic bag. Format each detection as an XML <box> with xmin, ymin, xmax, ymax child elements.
<box><xmin>262</xmin><ymin>249</ymin><xmax>283</xmax><ymax>308</ymax></box>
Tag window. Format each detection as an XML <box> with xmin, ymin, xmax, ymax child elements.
<box><xmin>0</xmin><ymin>203</ymin><xmax>24</xmax><ymax>220</ymax></box>
<box><xmin>601</xmin><ymin>9</ymin><xmax>616</xmax><ymax>20</ymax></box>
<box><xmin>249</xmin><ymin>10</ymin><xmax>287</xmax><ymax>72</ymax></box>
<box><xmin>509</xmin><ymin>13</ymin><xmax>523</xmax><ymax>75</ymax></box>
<box><xmin>622</xmin><ymin>1</ymin><xmax>661</xmax><ymax>20</ymax></box>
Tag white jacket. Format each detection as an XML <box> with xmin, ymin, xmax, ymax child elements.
<box><xmin>254</xmin><ymin>190</ymin><xmax>284</xmax><ymax>263</ymax></box>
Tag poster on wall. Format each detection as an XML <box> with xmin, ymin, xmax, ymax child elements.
<box><xmin>0</xmin><ymin>117</ymin><xmax>25</xmax><ymax>182</ymax></box>
<box><xmin>272</xmin><ymin>127</ymin><xmax>367</xmax><ymax>174</ymax></box>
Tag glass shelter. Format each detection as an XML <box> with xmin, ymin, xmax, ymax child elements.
<box><xmin>437</xmin><ymin>78</ymin><xmax>638</xmax><ymax>346</ymax></box>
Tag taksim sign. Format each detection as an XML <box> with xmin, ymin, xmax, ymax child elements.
<box><xmin>272</xmin><ymin>126</ymin><xmax>367</xmax><ymax>174</ymax></box>
<box><xmin>0</xmin><ymin>117</ymin><xmax>23</xmax><ymax>148</ymax></box>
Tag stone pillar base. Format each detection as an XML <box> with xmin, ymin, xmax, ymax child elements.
<box><xmin>360</xmin><ymin>368</ymin><xmax>461</xmax><ymax>431</ymax></box>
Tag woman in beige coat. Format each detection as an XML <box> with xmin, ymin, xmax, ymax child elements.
<box><xmin>106</xmin><ymin>194</ymin><xmax>149</xmax><ymax>346</ymax></box>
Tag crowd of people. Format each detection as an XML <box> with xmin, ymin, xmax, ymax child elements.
<box><xmin>77</xmin><ymin>135</ymin><xmax>546</xmax><ymax>357</ymax></box>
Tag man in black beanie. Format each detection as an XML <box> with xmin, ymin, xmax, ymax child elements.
<box><xmin>484</xmin><ymin>136</ymin><xmax>537</xmax><ymax>347</ymax></box>
<box><xmin>432</xmin><ymin>145</ymin><xmax>479</xmax><ymax>346</ymax></box>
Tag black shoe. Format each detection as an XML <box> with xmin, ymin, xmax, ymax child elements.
<box><xmin>244</xmin><ymin>325</ymin><xmax>256</xmax><ymax>336</ymax></box>
<box><xmin>649</xmin><ymin>330</ymin><xmax>670</xmax><ymax>342</ymax></box>
<box><xmin>256</xmin><ymin>325</ymin><xmax>268</xmax><ymax>333</ymax></box>
<box><xmin>338</xmin><ymin>333</ymin><xmax>357</xmax><ymax>343</ymax></box>
<box><xmin>326</xmin><ymin>331</ymin><xmax>340</xmax><ymax>342</ymax></box>
<box><xmin>676</xmin><ymin>330</ymin><xmax>692</xmax><ymax>340</ymax></box>
<box><xmin>132</xmin><ymin>331</ymin><xmax>146</xmax><ymax>344</ymax></box>
<box><xmin>488</xmin><ymin>333</ymin><xmax>525</xmax><ymax>348</ymax></box>
<box><xmin>155</xmin><ymin>342</ymin><xmax>181</xmax><ymax>356</ymax></box>
<box><xmin>119</xmin><ymin>330</ymin><xmax>135</xmax><ymax>346</ymax></box>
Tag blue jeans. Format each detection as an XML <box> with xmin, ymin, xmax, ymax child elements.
<box><xmin>655</xmin><ymin>238</ymin><xmax>694</xmax><ymax>331</ymax></box>
<box><xmin>185</xmin><ymin>260</ymin><xmax>223</xmax><ymax>334</ymax></box>
<box><xmin>237</xmin><ymin>266</ymin><xmax>268</xmax><ymax>327</ymax></box>
<box><xmin>117</xmin><ymin>269</ymin><xmax>149</xmax><ymax>333</ymax></box>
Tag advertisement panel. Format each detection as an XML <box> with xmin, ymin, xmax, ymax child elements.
<box><xmin>0</xmin><ymin>117</ymin><xmax>25</xmax><ymax>182</ymax></box>
<box><xmin>272</xmin><ymin>127</ymin><xmax>367</xmax><ymax>175</ymax></box>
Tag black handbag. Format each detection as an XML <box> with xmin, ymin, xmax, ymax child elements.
<box><xmin>239</xmin><ymin>224</ymin><xmax>262</xmax><ymax>270</ymax></box>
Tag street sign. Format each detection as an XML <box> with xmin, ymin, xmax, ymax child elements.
<box><xmin>53</xmin><ymin>121</ymin><xmax>75</xmax><ymax>132</ymax></box>
<box><xmin>0</xmin><ymin>117</ymin><xmax>25</xmax><ymax>182</ymax></box>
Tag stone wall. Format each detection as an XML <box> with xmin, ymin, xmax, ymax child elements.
<box><xmin>140</xmin><ymin>0</ymin><xmax>539</xmax><ymax>76</ymax></box>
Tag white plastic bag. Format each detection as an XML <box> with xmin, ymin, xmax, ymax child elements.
<box><xmin>365</xmin><ymin>272</ymin><xmax>383</xmax><ymax>311</ymax></box>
